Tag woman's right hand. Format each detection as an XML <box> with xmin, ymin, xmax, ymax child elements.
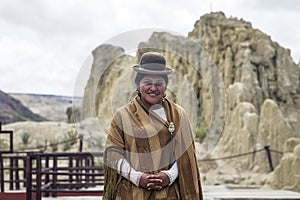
<box><xmin>139</xmin><ymin>173</ymin><xmax>163</xmax><ymax>191</ymax></box>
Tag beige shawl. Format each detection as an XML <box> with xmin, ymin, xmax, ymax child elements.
<box><xmin>104</xmin><ymin>96</ymin><xmax>203</xmax><ymax>200</ymax></box>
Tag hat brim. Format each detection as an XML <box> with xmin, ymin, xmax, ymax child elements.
<box><xmin>132</xmin><ymin>65</ymin><xmax>173</xmax><ymax>75</ymax></box>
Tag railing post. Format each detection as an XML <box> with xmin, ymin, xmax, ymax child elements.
<box><xmin>79</xmin><ymin>134</ymin><xmax>83</xmax><ymax>152</ymax></box>
<box><xmin>264</xmin><ymin>145</ymin><xmax>274</xmax><ymax>171</ymax></box>
<box><xmin>0</xmin><ymin>154</ymin><xmax>4</xmax><ymax>192</ymax></box>
<box><xmin>69</xmin><ymin>156</ymin><xmax>73</xmax><ymax>189</ymax></box>
<box><xmin>85</xmin><ymin>156</ymin><xmax>90</xmax><ymax>187</ymax></box>
<box><xmin>15</xmin><ymin>158</ymin><xmax>20</xmax><ymax>190</ymax></box>
<box><xmin>9</xmin><ymin>157</ymin><xmax>14</xmax><ymax>190</ymax></box>
<box><xmin>91</xmin><ymin>155</ymin><xmax>95</xmax><ymax>183</ymax></box>
<box><xmin>26</xmin><ymin>153</ymin><xmax>32</xmax><ymax>200</ymax></box>
<box><xmin>36</xmin><ymin>154</ymin><xmax>42</xmax><ymax>200</ymax></box>
<box><xmin>52</xmin><ymin>156</ymin><xmax>57</xmax><ymax>197</ymax></box>
<box><xmin>44</xmin><ymin>156</ymin><xmax>50</xmax><ymax>197</ymax></box>
<box><xmin>23</xmin><ymin>157</ymin><xmax>27</xmax><ymax>188</ymax></box>
<box><xmin>76</xmin><ymin>156</ymin><xmax>80</xmax><ymax>184</ymax></box>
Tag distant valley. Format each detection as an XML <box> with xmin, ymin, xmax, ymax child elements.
<box><xmin>0</xmin><ymin>89</ymin><xmax>82</xmax><ymax>124</ymax></box>
<box><xmin>10</xmin><ymin>93</ymin><xmax>82</xmax><ymax>122</ymax></box>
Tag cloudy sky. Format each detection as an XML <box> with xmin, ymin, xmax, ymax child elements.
<box><xmin>0</xmin><ymin>0</ymin><xmax>299</xmax><ymax>96</ymax></box>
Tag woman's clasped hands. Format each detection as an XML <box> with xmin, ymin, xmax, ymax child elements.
<box><xmin>139</xmin><ymin>172</ymin><xmax>170</xmax><ymax>191</ymax></box>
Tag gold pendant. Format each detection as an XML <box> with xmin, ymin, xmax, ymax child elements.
<box><xmin>168</xmin><ymin>122</ymin><xmax>175</xmax><ymax>135</ymax></box>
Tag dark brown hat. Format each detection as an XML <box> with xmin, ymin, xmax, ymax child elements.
<box><xmin>132</xmin><ymin>52</ymin><xmax>173</xmax><ymax>75</ymax></box>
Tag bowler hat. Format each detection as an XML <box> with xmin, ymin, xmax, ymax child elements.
<box><xmin>132</xmin><ymin>52</ymin><xmax>173</xmax><ymax>75</ymax></box>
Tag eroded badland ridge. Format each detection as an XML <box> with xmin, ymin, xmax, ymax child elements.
<box><xmin>81</xmin><ymin>12</ymin><xmax>300</xmax><ymax>190</ymax></box>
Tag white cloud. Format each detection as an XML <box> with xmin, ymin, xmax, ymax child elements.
<box><xmin>249</xmin><ymin>0</ymin><xmax>300</xmax><ymax>11</ymax></box>
<box><xmin>0</xmin><ymin>0</ymin><xmax>299</xmax><ymax>96</ymax></box>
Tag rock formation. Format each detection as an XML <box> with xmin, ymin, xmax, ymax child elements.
<box><xmin>66</xmin><ymin>106</ymin><xmax>81</xmax><ymax>123</ymax></box>
<box><xmin>81</xmin><ymin>12</ymin><xmax>300</xmax><ymax>190</ymax></box>
<box><xmin>188</xmin><ymin>12</ymin><xmax>300</xmax><ymax>188</ymax></box>
<box><xmin>81</xmin><ymin>44</ymin><xmax>134</xmax><ymax>125</ymax></box>
<box><xmin>267</xmin><ymin>138</ymin><xmax>300</xmax><ymax>191</ymax></box>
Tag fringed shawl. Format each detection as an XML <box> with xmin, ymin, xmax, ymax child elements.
<box><xmin>104</xmin><ymin>96</ymin><xmax>203</xmax><ymax>200</ymax></box>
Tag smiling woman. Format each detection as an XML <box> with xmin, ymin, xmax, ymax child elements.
<box><xmin>104</xmin><ymin>52</ymin><xmax>203</xmax><ymax>200</ymax></box>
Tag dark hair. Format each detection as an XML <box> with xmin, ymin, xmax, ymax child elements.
<box><xmin>134</xmin><ymin>73</ymin><xmax>169</xmax><ymax>85</ymax></box>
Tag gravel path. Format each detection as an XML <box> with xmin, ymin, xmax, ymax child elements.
<box><xmin>41</xmin><ymin>186</ymin><xmax>300</xmax><ymax>200</ymax></box>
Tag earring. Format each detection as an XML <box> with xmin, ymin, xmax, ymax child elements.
<box><xmin>136</xmin><ymin>88</ymin><xmax>141</xmax><ymax>98</ymax></box>
<box><xmin>162</xmin><ymin>93</ymin><xmax>166</xmax><ymax>101</ymax></box>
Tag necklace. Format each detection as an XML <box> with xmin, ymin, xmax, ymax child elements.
<box><xmin>138</xmin><ymin>97</ymin><xmax>176</xmax><ymax>135</ymax></box>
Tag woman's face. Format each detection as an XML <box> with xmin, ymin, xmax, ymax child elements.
<box><xmin>139</xmin><ymin>75</ymin><xmax>167</xmax><ymax>106</ymax></box>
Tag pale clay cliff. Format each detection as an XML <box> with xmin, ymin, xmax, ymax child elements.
<box><xmin>80</xmin><ymin>12</ymin><xmax>300</xmax><ymax>190</ymax></box>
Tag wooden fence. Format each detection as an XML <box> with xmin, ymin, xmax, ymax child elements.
<box><xmin>0</xmin><ymin>151</ymin><xmax>104</xmax><ymax>200</ymax></box>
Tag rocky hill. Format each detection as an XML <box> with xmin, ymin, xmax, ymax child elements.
<box><xmin>80</xmin><ymin>12</ymin><xmax>300</xmax><ymax>191</ymax></box>
<box><xmin>0</xmin><ymin>90</ymin><xmax>46</xmax><ymax>124</ymax></box>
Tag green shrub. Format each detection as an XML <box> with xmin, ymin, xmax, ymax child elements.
<box><xmin>195</xmin><ymin>123</ymin><xmax>207</xmax><ymax>143</ymax></box>
<box><xmin>49</xmin><ymin>139</ymin><xmax>59</xmax><ymax>152</ymax></box>
<box><xmin>20</xmin><ymin>132</ymin><xmax>30</xmax><ymax>145</ymax></box>
<box><xmin>66</xmin><ymin>130</ymin><xmax>78</xmax><ymax>145</ymax></box>
<box><xmin>61</xmin><ymin>130</ymin><xmax>78</xmax><ymax>151</ymax></box>
<box><xmin>0</xmin><ymin>139</ymin><xmax>9</xmax><ymax>151</ymax></box>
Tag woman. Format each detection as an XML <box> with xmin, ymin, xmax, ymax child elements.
<box><xmin>104</xmin><ymin>52</ymin><xmax>203</xmax><ymax>199</ymax></box>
